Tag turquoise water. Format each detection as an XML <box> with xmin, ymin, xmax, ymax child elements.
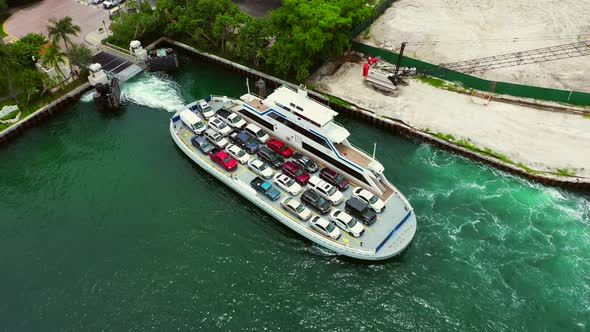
<box><xmin>1</xmin><ymin>59</ymin><xmax>589</xmax><ymax>330</ymax></box>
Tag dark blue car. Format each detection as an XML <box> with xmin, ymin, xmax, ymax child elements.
<box><xmin>229</xmin><ymin>130</ymin><xmax>260</xmax><ymax>154</ymax></box>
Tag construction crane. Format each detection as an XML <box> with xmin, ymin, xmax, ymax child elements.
<box><xmin>362</xmin><ymin>42</ymin><xmax>417</xmax><ymax>96</ymax></box>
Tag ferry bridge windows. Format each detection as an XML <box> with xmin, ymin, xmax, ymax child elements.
<box><xmin>268</xmin><ymin>112</ymin><xmax>330</xmax><ymax>150</ymax></box>
<box><xmin>238</xmin><ymin>109</ymin><xmax>274</xmax><ymax>131</ymax></box>
<box><xmin>302</xmin><ymin>142</ymin><xmax>370</xmax><ymax>186</ymax></box>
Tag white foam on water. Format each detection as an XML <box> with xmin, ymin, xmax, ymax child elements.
<box><xmin>121</xmin><ymin>72</ymin><xmax>185</xmax><ymax>112</ymax></box>
<box><xmin>80</xmin><ymin>90</ymin><xmax>95</xmax><ymax>103</ymax></box>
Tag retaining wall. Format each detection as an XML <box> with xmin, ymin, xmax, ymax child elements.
<box><xmin>0</xmin><ymin>83</ymin><xmax>92</xmax><ymax>144</ymax></box>
<box><xmin>156</xmin><ymin>37</ymin><xmax>590</xmax><ymax>191</ymax></box>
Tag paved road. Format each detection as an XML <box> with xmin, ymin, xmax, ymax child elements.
<box><xmin>4</xmin><ymin>0</ymin><xmax>110</xmax><ymax>45</ymax></box>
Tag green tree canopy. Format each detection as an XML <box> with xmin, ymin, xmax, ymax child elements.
<box><xmin>67</xmin><ymin>43</ymin><xmax>92</xmax><ymax>69</ymax></box>
<box><xmin>9</xmin><ymin>33</ymin><xmax>47</xmax><ymax>67</ymax></box>
<box><xmin>41</xmin><ymin>44</ymin><xmax>66</xmax><ymax>80</ymax></box>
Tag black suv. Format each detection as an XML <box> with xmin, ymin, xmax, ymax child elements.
<box><xmin>257</xmin><ymin>146</ymin><xmax>284</xmax><ymax>169</ymax></box>
<box><xmin>292</xmin><ymin>153</ymin><xmax>319</xmax><ymax>173</ymax></box>
<box><xmin>345</xmin><ymin>197</ymin><xmax>376</xmax><ymax>225</ymax></box>
<box><xmin>301</xmin><ymin>189</ymin><xmax>331</xmax><ymax>215</ymax></box>
<box><xmin>229</xmin><ymin>130</ymin><xmax>259</xmax><ymax>154</ymax></box>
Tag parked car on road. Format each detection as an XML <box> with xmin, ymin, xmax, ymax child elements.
<box><xmin>103</xmin><ymin>0</ymin><xmax>122</xmax><ymax>9</ymax></box>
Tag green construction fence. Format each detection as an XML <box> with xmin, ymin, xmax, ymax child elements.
<box><xmin>352</xmin><ymin>41</ymin><xmax>590</xmax><ymax>106</ymax></box>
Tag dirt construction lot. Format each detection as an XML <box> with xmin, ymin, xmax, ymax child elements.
<box><xmin>4</xmin><ymin>0</ymin><xmax>109</xmax><ymax>45</ymax></box>
<box><xmin>363</xmin><ymin>0</ymin><xmax>590</xmax><ymax>92</ymax></box>
<box><xmin>311</xmin><ymin>62</ymin><xmax>590</xmax><ymax>177</ymax></box>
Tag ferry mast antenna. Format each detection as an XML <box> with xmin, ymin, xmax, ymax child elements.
<box><xmin>246</xmin><ymin>78</ymin><xmax>250</xmax><ymax>95</ymax></box>
<box><xmin>373</xmin><ymin>142</ymin><xmax>377</xmax><ymax>160</ymax></box>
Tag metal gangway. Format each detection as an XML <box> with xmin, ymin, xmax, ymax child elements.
<box><xmin>441</xmin><ymin>40</ymin><xmax>590</xmax><ymax>73</ymax></box>
<box><xmin>91</xmin><ymin>43</ymin><xmax>146</xmax><ymax>81</ymax></box>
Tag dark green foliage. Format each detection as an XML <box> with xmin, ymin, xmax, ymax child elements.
<box><xmin>106</xmin><ymin>0</ymin><xmax>372</xmax><ymax>81</ymax></box>
<box><xmin>8</xmin><ymin>33</ymin><xmax>47</xmax><ymax>67</ymax></box>
<box><xmin>67</xmin><ymin>43</ymin><xmax>93</xmax><ymax>69</ymax></box>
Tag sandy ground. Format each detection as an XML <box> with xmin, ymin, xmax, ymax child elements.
<box><xmin>4</xmin><ymin>0</ymin><xmax>110</xmax><ymax>46</ymax></box>
<box><xmin>364</xmin><ymin>0</ymin><xmax>590</xmax><ymax>92</ymax></box>
<box><xmin>311</xmin><ymin>62</ymin><xmax>590</xmax><ymax>177</ymax></box>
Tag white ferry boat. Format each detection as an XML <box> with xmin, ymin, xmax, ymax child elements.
<box><xmin>170</xmin><ymin>85</ymin><xmax>416</xmax><ymax>260</ymax></box>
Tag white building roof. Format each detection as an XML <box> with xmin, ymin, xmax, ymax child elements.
<box><xmin>265</xmin><ymin>86</ymin><xmax>338</xmax><ymax>127</ymax></box>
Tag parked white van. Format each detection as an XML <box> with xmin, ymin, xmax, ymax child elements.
<box><xmin>180</xmin><ymin>109</ymin><xmax>206</xmax><ymax>135</ymax></box>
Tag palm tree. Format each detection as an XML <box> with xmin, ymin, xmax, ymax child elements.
<box><xmin>47</xmin><ymin>16</ymin><xmax>81</xmax><ymax>77</ymax></box>
<box><xmin>42</xmin><ymin>44</ymin><xmax>67</xmax><ymax>81</ymax></box>
<box><xmin>0</xmin><ymin>39</ymin><xmax>21</xmax><ymax>105</ymax></box>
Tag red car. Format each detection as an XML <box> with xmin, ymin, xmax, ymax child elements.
<box><xmin>209</xmin><ymin>149</ymin><xmax>238</xmax><ymax>171</ymax></box>
<box><xmin>267</xmin><ymin>139</ymin><xmax>293</xmax><ymax>158</ymax></box>
<box><xmin>281</xmin><ymin>161</ymin><xmax>310</xmax><ymax>185</ymax></box>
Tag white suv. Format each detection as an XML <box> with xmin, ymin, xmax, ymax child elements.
<box><xmin>308</xmin><ymin>175</ymin><xmax>343</xmax><ymax>205</ymax></box>
<box><xmin>204</xmin><ymin>129</ymin><xmax>228</xmax><ymax>148</ymax></box>
<box><xmin>208</xmin><ymin>117</ymin><xmax>232</xmax><ymax>136</ymax></box>
<box><xmin>352</xmin><ymin>187</ymin><xmax>385</xmax><ymax>213</ymax></box>
<box><xmin>245</xmin><ymin>123</ymin><xmax>270</xmax><ymax>143</ymax></box>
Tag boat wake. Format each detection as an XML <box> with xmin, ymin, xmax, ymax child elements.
<box><xmin>79</xmin><ymin>72</ymin><xmax>185</xmax><ymax>112</ymax></box>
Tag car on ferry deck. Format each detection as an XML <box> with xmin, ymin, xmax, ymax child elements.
<box><xmin>248</xmin><ymin>158</ymin><xmax>273</xmax><ymax>179</ymax></box>
<box><xmin>229</xmin><ymin>130</ymin><xmax>259</xmax><ymax>154</ymax></box>
<box><xmin>329</xmin><ymin>208</ymin><xmax>364</xmax><ymax>237</ymax></box>
<box><xmin>267</xmin><ymin>139</ymin><xmax>293</xmax><ymax>158</ymax></box>
<box><xmin>245</xmin><ymin>123</ymin><xmax>270</xmax><ymax>143</ymax></box>
<box><xmin>257</xmin><ymin>146</ymin><xmax>284</xmax><ymax>169</ymax></box>
<box><xmin>208</xmin><ymin>117</ymin><xmax>232</xmax><ymax>136</ymax></box>
<box><xmin>191</xmin><ymin>135</ymin><xmax>215</xmax><ymax>154</ymax></box>
<box><xmin>273</xmin><ymin>173</ymin><xmax>302</xmax><ymax>196</ymax></box>
<box><xmin>196</xmin><ymin>100</ymin><xmax>216</xmax><ymax>119</ymax></box>
<box><xmin>216</xmin><ymin>107</ymin><xmax>247</xmax><ymax>129</ymax></box>
<box><xmin>345</xmin><ymin>197</ymin><xmax>377</xmax><ymax>225</ymax></box>
<box><xmin>208</xmin><ymin>149</ymin><xmax>238</xmax><ymax>171</ymax></box>
<box><xmin>280</xmin><ymin>197</ymin><xmax>312</xmax><ymax>221</ymax></box>
<box><xmin>308</xmin><ymin>176</ymin><xmax>344</xmax><ymax>205</ymax></box>
<box><xmin>281</xmin><ymin>161</ymin><xmax>310</xmax><ymax>185</ymax></box>
<box><xmin>301</xmin><ymin>189</ymin><xmax>331</xmax><ymax>215</ymax></box>
<box><xmin>226</xmin><ymin>144</ymin><xmax>250</xmax><ymax>164</ymax></box>
<box><xmin>205</xmin><ymin>129</ymin><xmax>228</xmax><ymax>148</ymax></box>
<box><xmin>309</xmin><ymin>216</ymin><xmax>341</xmax><ymax>240</ymax></box>
<box><xmin>352</xmin><ymin>187</ymin><xmax>385</xmax><ymax>213</ymax></box>
<box><xmin>319</xmin><ymin>167</ymin><xmax>349</xmax><ymax>191</ymax></box>
<box><xmin>291</xmin><ymin>153</ymin><xmax>319</xmax><ymax>173</ymax></box>
<box><xmin>250</xmin><ymin>177</ymin><xmax>281</xmax><ymax>201</ymax></box>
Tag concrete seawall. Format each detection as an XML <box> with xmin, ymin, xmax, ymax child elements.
<box><xmin>0</xmin><ymin>83</ymin><xmax>92</xmax><ymax>144</ymax></box>
<box><xmin>154</xmin><ymin>37</ymin><xmax>590</xmax><ymax>191</ymax></box>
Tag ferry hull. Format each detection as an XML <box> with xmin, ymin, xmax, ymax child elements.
<box><xmin>170</xmin><ymin>118</ymin><xmax>416</xmax><ymax>260</ymax></box>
